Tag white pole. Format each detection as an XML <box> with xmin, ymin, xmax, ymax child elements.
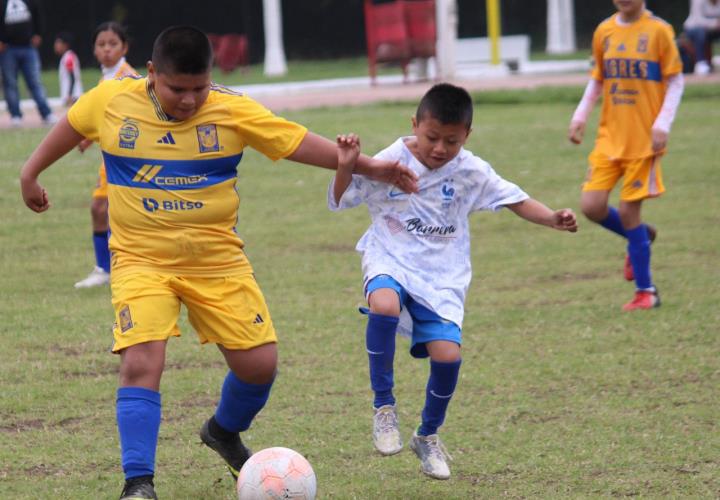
<box><xmin>435</xmin><ymin>0</ymin><xmax>458</xmax><ymax>79</ymax></box>
<box><xmin>546</xmin><ymin>0</ymin><xmax>576</xmax><ymax>54</ymax></box>
<box><xmin>263</xmin><ymin>0</ymin><xmax>287</xmax><ymax>76</ymax></box>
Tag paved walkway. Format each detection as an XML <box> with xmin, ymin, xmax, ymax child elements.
<box><xmin>2</xmin><ymin>63</ymin><xmax>718</xmax><ymax>128</ymax></box>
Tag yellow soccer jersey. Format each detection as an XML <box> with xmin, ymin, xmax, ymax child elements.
<box><xmin>590</xmin><ymin>10</ymin><xmax>682</xmax><ymax>159</ymax></box>
<box><xmin>67</xmin><ymin>77</ymin><xmax>307</xmax><ymax>277</ymax></box>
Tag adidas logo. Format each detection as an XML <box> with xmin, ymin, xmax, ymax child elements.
<box><xmin>157</xmin><ymin>132</ymin><xmax>176</xmax><ymax>144</ymax></box>
<box><xmin>617</xmin><ymin>43</ymin><xmax>626</xmax><ymax>52</ymax></box>
<box><xmin>252</xmin><ymin>313</ymin><xmax>264</xmax><ymax>324</ymax></box>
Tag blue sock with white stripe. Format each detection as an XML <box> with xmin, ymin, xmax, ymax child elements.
<box><xmin>214</xmin><ymin>371</ymin><xmax>273</xmax><ymax>433</ymax></box>
<box><xmin>627</xmin><ymin>225</ymin><xmax>653</xmax><ymax>290</ymax></box>
<box><xmin>418</xmin><ymin>359</ymin><xmax>461</xmax><ymax>436</ymax></box>
<box><xmin>366</xmin><ymin>312</ymin><xmax>399</xmax><ymax>408</ymax></box>
<box><xmin>599</xmin><ymin>206</ymin><xmax>626</xmax><ymax>238</ymax></box>
<box><xmin>116</xmin><ymin>387</ymin><xmax>161</xmax><ymax>480</ymax></box>
<box><xmin>93</xmin><ymin>231</ymin><xmax>110</xmax><ymax>272</ymax></box>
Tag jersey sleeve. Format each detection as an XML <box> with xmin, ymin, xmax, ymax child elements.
<box><xmin>469</xmin><ymin>161</ymin><xmax>529</xmax><ymax>212</ymax></box>
<box><xmin>590</xmin><ymin>26</ymin><xmax>605</xmax><ymax>81</ymax></box>
<box><xmin>230</xmin><ymin>95</ymin><xmax>308</xmax><ymax>161</ymax></box>
<box><xmin>66</xmin><ymin>81</ymin><xmax>116</xmax><ymax>141</ymax></box>
<box><xmin>658</xmin><ymin>23</ymin><xmax>683</xmax><ymax>78</ymax></box>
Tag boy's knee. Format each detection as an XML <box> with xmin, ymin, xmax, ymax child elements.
<box><xmin>368</xmin><ymin>289</ymin><xmax>401</xmax><ymax>317</ymax></box>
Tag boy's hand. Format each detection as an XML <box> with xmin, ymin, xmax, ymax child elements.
<box><xmin>552</xmin><ymin>209</ymin><xmax>578</xmax><ymax>232</ymax></box>
<box><xmin>337</xmin><ymin>133</ymin><xmax>360</xmax><ymax>169</ymax></box>
<box><xmin>77</xmin><ymin>138</ymin><xmax>93</xmax><ymax>153</ymax></box>
<box><xmin>568</xmin><ymin>120</ymin><xmax>585</xmax><ymax>145</ymax></box>
<box><xmin>365</xmin><ymin>158</ymin><xmax>419</xmax><ymax>194</ymax></box>
<box><xmin>20</xmin><ymin>177</ymin><xmax>50</xmax><ymax>213</ymax></box>
<box><xmin>651</xmin><ymin>127</ymin><xmax>668</xmax><ymax>152</ymax></box>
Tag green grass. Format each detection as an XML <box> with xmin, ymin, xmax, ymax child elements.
<box><xmin>23</xmin><ymin>51</ymin><xmax>598</xmax><ymax>102</ymax></box>
<box><xmin>1</xmin><ymin>84</ymin><xmax>718</xmax><ymax>499</ymax></box>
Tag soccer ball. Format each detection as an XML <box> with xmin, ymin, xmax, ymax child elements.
<box><xmin>237</xmin><ymin>447</ymin><xmax>317</xmax><ymax>500</ymax></box>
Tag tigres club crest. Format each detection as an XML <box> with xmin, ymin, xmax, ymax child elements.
<box><xmin>637</xmin><ymin>34</ymin><xmax>648</xmax><ymax>54</ymax></box>
<box><xmin>119</xmin><ymin>119</ymin><xmax>140</xmax><ymax>149</ymax></box>
<box><xmin>196</xmin><ymin>124</ymin><xmax>220</xmax><ymax>153</ymax></box>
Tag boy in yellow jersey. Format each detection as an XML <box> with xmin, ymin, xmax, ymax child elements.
<box><xmin>568</xmin><ymin>0</ymin><xmax>684</xmax><ymax>311</ymax></box>
<box><xmin>20</xmin><ymin>26</ymin><xmax>417</xmax><ymax>500</ymax></box>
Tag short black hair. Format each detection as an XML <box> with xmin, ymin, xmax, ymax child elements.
<box><xmin>152</xmin><ymin>26</ymin><xmax>213</xmax><ymax>75</ymax></box>
<box><xmin>55</xmin><ymin>31</ymin><xmax>74</xmax><ymax>46</ymax></box>
<box><xmin>93</xmin><ymin>21</ymin><xmax>128</xmax><ymax>46</ymax></box>
<box><xmin>416</xmin><ymin>83</ymin><xmax>473</xmax><ymax>129</ymax></box>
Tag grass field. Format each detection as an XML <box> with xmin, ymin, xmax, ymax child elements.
<box><xmin>1</xmin><ymin>84</ymin><xmax>718</xmax><ymax>499</ymax></box>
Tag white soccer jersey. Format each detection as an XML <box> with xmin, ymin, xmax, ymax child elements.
<box><xmin>328</xmin><ymin>137</ymin><xmax>528</xmax><ymax>329</ymax></box>
<box><xmin>58</xmin><ymin>50</ymin><xmax>83</xmax><ymax>102</ymax></box>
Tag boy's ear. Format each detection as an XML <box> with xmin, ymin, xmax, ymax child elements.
<box><xmin>411</xmin><ymin>116</ymin><xmax>418</xmax><ymax>130</ymax></box>
<box><xmin>146</xmin><ymin>61</ymin><xmax>155</xmax><ymax>81</ymax></box>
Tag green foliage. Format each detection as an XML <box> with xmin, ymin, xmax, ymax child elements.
<box><xmin>1</xmin><ymin>89</ymin><xmax>718</xmax><ymax>499</ymax></box>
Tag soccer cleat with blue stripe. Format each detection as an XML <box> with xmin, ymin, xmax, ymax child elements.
<box><xmin>199</xmin><ymin>419</ymin><xmax>252</xmax><ymax>480</ymax></box>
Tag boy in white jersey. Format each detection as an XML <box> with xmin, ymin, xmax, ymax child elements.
<box><xmin>329</xmin><ymin>84</ymin><xmax>578</xmax><ymax>479</ymax></box>
<box><xmin>20</xmin><ymin>26</ymin><xmax>418</xmax><ymax>500</ymax></box>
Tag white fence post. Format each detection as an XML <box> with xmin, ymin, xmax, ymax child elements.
<box><xmin>263</xmin><ymin>0</ymin><xmax>288</xmax><ymax>76</ymax></box>
<box><xmin>546</xmin><ymin>0</ymin><xmax>576</xmax><ymax>54</ymax></box>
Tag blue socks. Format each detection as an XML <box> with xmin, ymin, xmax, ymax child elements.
<box><xmin>93</xmin><ymin>231</ymin><xmax>110</xmax><ymax>272</ymax></box>
<box><xmin>599</xmin><ymin>207</ymin><xmax>626</xmax><ymax>238</ymax></box>
<box><xmin>117</xmin><ymin>387</ymin><xmax>161</xmax><ymax>480</ymax></box>
<box><xmin>366</xmin><ymin>312</ymin><xmax>399</xmax><ymax>408</ymax></box>
<box><xmin>627</xmin><ymin>225</ymin><xmax>653</xmax><ymax>290</ymax></box>
<box><xmin>418</xmin><ymin>359</ymin><xmax>461</xmax><ymax>437</ymax></box>
<box><xmin>214</xmin><ymin>371</ymin><xmax>273</xmax><ymax>433</ymax></box>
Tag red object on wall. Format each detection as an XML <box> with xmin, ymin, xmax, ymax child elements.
<box><xmin>209</xmin><ymin>33</ymin><xmax>249</xmax><ymax>73</ymax></box>
<box><xmin>364</xmin><ymin>0</ymin><xmax>436</xmax><ymax>84</ymax></box>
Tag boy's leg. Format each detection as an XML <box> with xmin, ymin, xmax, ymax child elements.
<box><xmin>410</xmin><ymin>340</ymin><xmax>461</xmax><ymax>480</ymax></box>
<box><xmin>0</xmin><ymin>48</ymin><xmax>22</xmax><ymax>119</ymax></box>
<box><xmin>76</xmin><ymin>169</ymin><xmax>111</xmax><ymax>288</ymax></box>
<box><xmin>620</xmin><ymin>200</ymin><xmax>660</xmax><ymax>311</ymax></box>
<box><xmin>366</xmin><ymin>282</ymin><xmax>403</xmax><ymax>455</ymax></box>
<box><xmin>117</xmin><ymin>341</ymin><xmax>167</xmax><ymax>499</ymax></box>
<box><xmin>17</xmin><ymin>46</ymin><xmax>52</xmax><ymax>119</ymax></box>
<box><xmin>200</xmin><ymin>343</ymin><xmax>277</xmax><ymax>478</ymax></box>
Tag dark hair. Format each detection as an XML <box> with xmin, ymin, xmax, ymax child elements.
<box><xmin>55</xmin><ymin>31</ymin><xmax>74</xmax><ymax>46</ymax></box>
<box><xmin>92</xmin><ymin>21</ymin><xmax>128</xmax><ymax>46</ymax></box>
<box><xmin>416</xmin><ymin>83</ymin><xmax>473</xmax><ymax>129</ymax></box>
<box><xmin>151</xmin><ymin>26</ymin><xmax>213</xmax><ymax>75</ymax></box>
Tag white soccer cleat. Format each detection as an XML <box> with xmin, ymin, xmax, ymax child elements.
<box><xmin>410</xmin><ymin>431</ymin><xmax>452</xmax><ymax>479</ymax></box>
<box><xmin>74</xmin><ymin>266</ymin><xmax>110</xmax><ymax>289</ymax></box>
<box><xmin>373</xmin><ymin>405</ymin><xmax>403</xmax><ymax>455</ymax></box>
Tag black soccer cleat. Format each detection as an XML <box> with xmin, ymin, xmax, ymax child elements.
<box><xmin>119</xmin><ymin>475</ymin><xmax>157</xmax><ymax>500</ymax></box>
<box><xmin>199</xmin><ymin>418</ymin><xmax>252</xmax><ymax>480</ymax></box>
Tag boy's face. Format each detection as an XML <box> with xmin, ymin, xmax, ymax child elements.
<box><xmin>613</xmin><ymin>0</ymin><xmax>644</xmax><ymax>18</ymax></box>
<box><xmin>412</xmin><ymin>114</ymin><xmax>470</xmax><ymax>170</ymax></box>
<box><xmin>147</xmin><ymin>62</ymin><xmax>211</xmax><ymax>121</ymax></box>
<box><xmin>53</xmin><ymin>39</ymin><xmax>67</xmax><ymax>56</ymax></box>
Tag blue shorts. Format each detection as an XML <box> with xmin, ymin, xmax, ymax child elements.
<box><xmin>364</xmin><ymin>274</ymin><xmax>461</xmax><ymax>358</ymax></box>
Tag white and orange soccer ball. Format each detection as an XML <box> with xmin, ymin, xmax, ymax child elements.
<box><xmin>237</xmin><ymin>447</ymin><xmax>317</xmax><ymax>500</ymax></box>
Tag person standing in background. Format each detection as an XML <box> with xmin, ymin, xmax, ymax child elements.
<box><xmin>0</xmin><ymin>0</ymin><xmax>56</xmax><ymax>126</ymax></box>
<box><xmin>54</xmin><ymin>31</ymin><xmax>82</xmax><ymax>107</ymax></box>
<box><xmin>684</xmin><ymin>0</ymin><xmax>720</xmax><ymax>75</ymax></box>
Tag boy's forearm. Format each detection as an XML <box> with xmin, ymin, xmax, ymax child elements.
<box><xmin>287</xmin><ymin>130</ymin><xmax>379</xmax><ymax>175</ymax></box>
<box><xmin>333</xmin><ymin>164</ymin><xmax>353</xmax><ymax>204</ymax></box>
<box><xmin>508</xmin><ymin>199</ymin><xmax>555</xmax><ymax>227</ymax></box>
<box><xmin>20</xmin><ymin>116</ymin><xmax>84</xmax><ymax>181</ymax></box>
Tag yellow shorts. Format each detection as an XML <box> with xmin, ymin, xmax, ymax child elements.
<box><xmin>92</xmin><ymin>164</ymin><xmax>107</xmax><ymax>199</ymax></box>
<box><xmin>110</xmin><ymin>272</ymin><xmax>277</xmax><ymax>352</ymax></box>
<box><xmin>582</xmin><ymin>150</ymin><xmax>665</xmax><ymax>201</ymax></box>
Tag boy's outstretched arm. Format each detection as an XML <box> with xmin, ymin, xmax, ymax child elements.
<box><xmin>334</xmin><ymin>133</ymin><xmax>360</xmax><ymax>205</ymax></box>
<box><xmin>20</xmin><ymin>116</ymin><xmax>85</xmax><ymax>212</ymax></box>
<box><xmin>507</xmin><ymin>199</ymin><xmax>578</xmax><ymax>233</ymax></box>
<box><xmin>568</xmin><ymin>79</ymin><xmax>602</xmax><ymax>145</ymax></box>
<box><xmin>287</xmin><ymin>131</ymin><xmax>418</xmax><ymax>193</ymax></box>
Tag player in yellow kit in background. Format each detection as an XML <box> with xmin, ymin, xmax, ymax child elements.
<box><xmin>20</xmin><ymin>25</ymin><xmax>418</xmax><ymax>499</ymax></box>
<box><xmin>75</xmin><ymin>21</ymin><xmax>139</xmax><ymax>289</ymax></box>
<box><xmin>568</xmin><ymin>0</ymin><xmax>684</xmax><ymax>311</ymax></box>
